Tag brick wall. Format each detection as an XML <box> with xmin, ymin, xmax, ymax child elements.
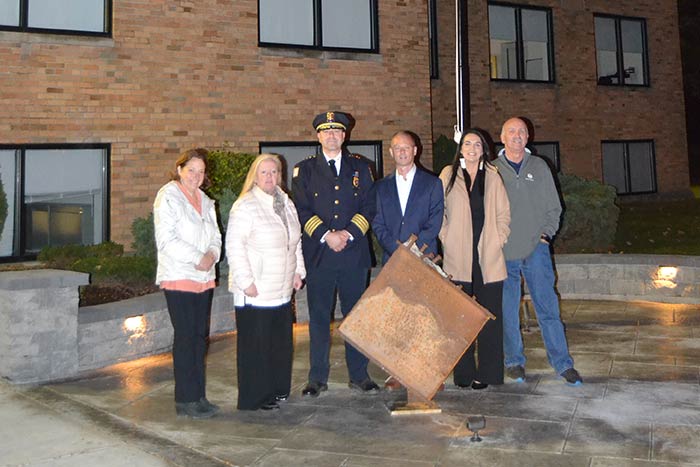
<box><xmin>432</xmin><ymin>0</ymin><xmax>689</xmax><ymax>194</ymax></box>
<box><xmin>0</xmin><ymin>0</ymin><xmax>433</xmax><ymax>247</ymax></box>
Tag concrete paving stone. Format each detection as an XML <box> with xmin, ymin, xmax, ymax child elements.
<box><xmin>564</xmin><ymin>417</ymin><xmax>651</xmax><ymax>459</ymax></box>
<box><xmin>277</xmin><ymin>406</ymin><xmax>463</xmax><ymax>462</ymax></box>
<box><xmin>449</xmin><ymin>415</ymin><xmax>569</xmax><ymax>453</ymax></box>
<box><xmin>251</xmin><ymin>449</ymin><xmax>435</xmax><ymax>467</ymax></box>
<box><xmin>440</xmin><ymin>446</ymin><xmax>592</xmax><ymax>467</ymax></box>
<box><xmin>635</xmin><ymin>324</ymin><xmax>695</xmax><ymax>339</ymax></box>
<box><xmin>636</xmin><ymin>336</ymin><xmax>700</xmax><ymax>360</ymax></box>
<box><xmin>22</xmin><ymin>446</ymin><xmax>173</xmax><ymax>467</ymax></box>
<box><xmin>435</xmin><ymin>390</ymin><xmax>578</xmax><ymax>422</ymax></box>
<box><xmin>563</xmin><ymin>352</ymin><xmax>613</xmax><ymax>379</ymax></box>
<box><xmin>577</xmin><ymin>397</ymin><xmax>700</xmax><ymax>426</ymax></box>
<box><xmin>529</xmin><ymin>374</ymin><xmax>606</xmax><ymax>399</ymax></box>
<box><xmin>574</xmin><ymin>300</ymin><xmax>629</xmax><ymax>313</ymax></box>
<box><xmin>674</xmin><ymin>308</ymin><xmax>700</xmax><ymax>325</ymax></box>
<box><xmin>606</xmin><ymin>380</ymin><xmax>700</xmax><ymax>408</ymax></box>
<box><xmin>565</xmin><ymin>329</ymin><xmax>637</xmax><ymax>354</ymax></box>
<box><xmin>590</xmin><ymin>457</ymin><xmax>697</xmax><ymax>467</ymax></box>
<box><xmin>610</xmin><ymin>361</ymin><xmax>700</xmax><ymax>383</ymax></box>
<box><xmin>652</xmin><ymin>423</ymin><xmax>700</xmax><ymax>464</ymax></box>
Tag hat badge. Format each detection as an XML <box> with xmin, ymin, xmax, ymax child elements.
<box><xmin>326</xmin><ymin>112</ymin><xmax>335</xmax><ymax>122</ymax></box>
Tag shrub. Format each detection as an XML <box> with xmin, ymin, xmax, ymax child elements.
<box><xmin>555</xmin><ymin>174</ymin><xmax>619</xmax><ymax>253</ymax></box>
<box><xmin>205</xmin><ymin>147</ymin><xmax>257</xmax><ymax>201</ymax></box>
<box><xmin>38</xmin><ymin>242</ymin><xmax>124</xmax><ymax>269</ymax></box>
<box><xmin>131</xmin><ymin>213</ymin><xmax>156</xmax><ymax>258</ymax></box>
<box><xmin>433</xmin><ymin>134</ymin><xmax>457</xmax><ymax>174</ymax></box>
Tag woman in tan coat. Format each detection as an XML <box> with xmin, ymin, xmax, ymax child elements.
<box><xmin>439</xmin><ymin>129</ymin><xmax>510</xmax><ymax>389</ymax></box>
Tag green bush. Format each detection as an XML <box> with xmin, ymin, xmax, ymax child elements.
<box><xmin>38</xmin><ymin>242</ymin><xmax>124</xmax><ymax>269</ymax></box>
<box><xmin>0</xmin><ymin>173</ymin><xmax>7</xmax><ymax>241</ymax></box>
<box><xmin>205</xmin><ymin>147</ymin><xmax>257</xmax><ymax>201</ymax></box>
<box><xmin>131</xmin><ymin>213</ymin><xmax>156</xmax><ymax>258</ymax></box>
<box><xmin>555</xmin><ymin>174</ymin><xmax>619</xmax><ymax>253</ymax></box>
<box><xmin>432</xmin><ymin>134</ymin><xmax>457</xmax><ymax>174</ymax></box>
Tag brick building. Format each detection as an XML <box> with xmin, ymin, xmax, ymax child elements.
<box><xmin>0</xmin><ymin>0</ymin><xmax>690</xmax><ymax>261</ymax></box>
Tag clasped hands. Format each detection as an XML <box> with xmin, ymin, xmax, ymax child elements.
<box><xmin>194</xmin><ymin>251</ymin><xmax>216</xmax><ymax>272</ymax></box>
<box><xmin>325</xmin><ymin>229</ymin><xmax>351</xmax><ymax>252</ymax></box>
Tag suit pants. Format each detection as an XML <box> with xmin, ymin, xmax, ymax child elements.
<box><xmin>306</xmin><ymin>266</ymin><xmax>370</xmax><ymax>384</ymax></box>
<box><xmin>235</xmin><ymin>302</ymin><xmax>294</xmax><ymax>410</ymax></box>
<box><xmin>164</xmin><ymin>289</ymin><xmax>213</xmax><ymax>403</ymax></box>
<box><xmin>453</xmin><ymin>278</ymin><xmax>504</xmax><ymax>386</ymax></box>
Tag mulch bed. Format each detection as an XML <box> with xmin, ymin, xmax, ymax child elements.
<box><xmin>80</xmin><ymin>283</ymin><xmax>160</xmax><ymax>307</ymax></box>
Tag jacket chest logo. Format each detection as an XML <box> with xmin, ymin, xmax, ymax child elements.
<box><xmin>525</xmin><ymin>173</ymin><xmax>534</xmax><ymax>182</ymax></box>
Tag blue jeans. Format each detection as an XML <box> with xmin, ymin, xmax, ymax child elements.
<box><xmin>502</xmin><ymin>242</ymin><xmax>574</xmax><ymax>374</ymax></box>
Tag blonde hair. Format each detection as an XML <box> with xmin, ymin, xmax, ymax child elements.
<box><xmin>239</xmin><ymin>153</ymin><xmax>283</xmax><ymax>197</ymax></box>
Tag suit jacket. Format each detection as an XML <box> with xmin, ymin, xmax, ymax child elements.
<box><xmin>292</xmin><ymin>147</ymin><xmax>376</xmax><ymax>270</ymax></box>
<box><xmin>372</xmin><ymin>166</ymin><xmax>444</xmax><ymax>264</ymax></box>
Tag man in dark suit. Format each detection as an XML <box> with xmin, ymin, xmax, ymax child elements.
<box><xmin>371</xmin><ymin>131</ymin><xmax>444</xmax><ymax>390</ymax></box>
<box><xmin>292</xmin><ymin>111</ymin><xmax>379</xmax><ymax>397</ymax></box>
<box><xmin>373</xmin><ymin>131</ymin><xmax>444</xmax><ymax>264</ymax></box>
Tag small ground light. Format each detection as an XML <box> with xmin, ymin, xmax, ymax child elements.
<box><xmin>467</xmin><ymin>415</ymin><xmax>485</xmax><ymax>442</ymax></box>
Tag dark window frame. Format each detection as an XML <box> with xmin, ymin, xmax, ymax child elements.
<box><xmin>259</xmin><ymin>140</ymin><xmax>384</xmax><ymax>187</ymax></box>
<box><xmin>0</xmin><ymin>0</ymin><xmax>112</xmax><ymax>37</ymax></box>
<box><xmin>601</xmin><ymin>139</ymin><xmax>657</xmax><ymax>195</ymax></box>
<box><xmin>428</xmin><ymin>0</ymin><xmax>439</xmax><ymax>79</ymax></box>
<box><xmin>0</xmin><ymin>143</ymin><xmax>111</xmax><ymax>262</ymax></box>
<box><xmin>257</xmin><ymin>0</ymin><xmax>380</xmax><ymax>54</ymax></box>
<box><xmin>594</xmin><ymin>13</ymin><xmax>650</xmax><ymax>87</ymax></box>
<box><xmin>487</xmin><ymin>1</ymin><xmax>556</xmax><ymax>83</ymax></box>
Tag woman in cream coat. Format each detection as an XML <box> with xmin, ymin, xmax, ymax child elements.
<box><xmin>439</xmin><ymin>129</ymin><xmax>510</xmax><ymax>389</ymax></box>
<box><xmin>226</xmin><ymin>154</ymin><xmax>306</xmax><ymax>411</ymax></box>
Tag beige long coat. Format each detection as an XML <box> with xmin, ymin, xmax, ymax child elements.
<box><xmin>438</xmin><ymin>164</ymin><xmax>511</xmax><ymax>284</ymax></box>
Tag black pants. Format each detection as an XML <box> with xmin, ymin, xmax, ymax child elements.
<box><xmin>305</xmin><ymin>267</ymin><xmax>370</xmax><ymax>384</ymax></box>
<box><xmin>235</xmin><ymin>302</ymin><xmax>294</xmax><ymax>410</ymax></box>
<box><xmin>164</xmin><ymin>289</ymin><xmax>213</xmax><ymax>403</ymax></box>
<box><xmin>453</xmin><ymin>275</ymin><xmax>504</xmax><ymax>386</ymax></box>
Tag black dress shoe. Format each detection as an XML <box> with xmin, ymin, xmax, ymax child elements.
<box><xmin>198</xmin><ymin>397</ymin><xmax>220</xmax><ymax>413</ymax></box>
<box><xmin>260</xmin><ymin>401</ymin><xmax>280</xmax><ymax>410</ymax></box>
<box><xmin>275</xmin><ymin>393</ymin><xmax>289</xmax><ymax>402</ymax></box>
<box><xmin>301</xmin><ymin>382</ymin><xmax>328</xmax><ymax>398</ymax></box>
<box><xmin>175</xmin><ymin>401</ymin><xmax>217</xmax><ymax>419</ymax></box>
<box><xmin>471</xmin><ymin>381</ymin><xmax>489</xmax><ymax>390</ymax></box>
<box><xmin>348</xmin><ymin>378</ymin><xmax>380</xmax><ymax>394</ymax></box>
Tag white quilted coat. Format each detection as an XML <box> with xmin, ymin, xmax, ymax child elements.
<box><xmin>226</xmin><ymin>186</ymin><xmax>306</xmax><ymax>306</ymax></box>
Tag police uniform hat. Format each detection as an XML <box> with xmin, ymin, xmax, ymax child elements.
<box><xmin>313</xmin><ymin>111</ymin><xmax>349</xmax><ymax>132</ymax></box>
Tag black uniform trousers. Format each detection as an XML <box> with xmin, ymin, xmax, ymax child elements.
<box><xmin>453</xmin><ymin>263</ymin><xmax>505</xmax><ymax>386</ymax></box>
<box><xmin>235</xmin><ymin>302</ymin><xmax>294</xmax><ymax>410</ymax></box>
<box><xmin>164</xmin><ymin>288</ymin><xmax>213</xmax><ymax>403</ymax></box>
<box><xmin>306</xmin><ymin>266</ymin><xmax>370</xmax><ymax>384</ymax></box>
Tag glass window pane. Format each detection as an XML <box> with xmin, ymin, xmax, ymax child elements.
<box><xmin>595</xmin><ymin>17</ymin><xmax>619</xmax><ymax>84</ymax></box>
<box><xmin>24</xmin><ymin>148</ymin><xmax>105</xmax><ymax>252</ymax></box>
<box><xmin>0</xmin><ymin>0</ymin><xmax>20</xmax><ymax>27</ymax></box>
<box><xmin>322</xmin><ymin>0</ymin><xmax>372</xmax><ymax>49</ymax></box>
<box><xmin>602</xmin><ymin>143</ymin><xmax>627</xmax><ymax>194</ymax></box>
<box><xmin>522</xmin><ymin>9</ymin><xmax>550</xmax><ymax>81</ymax></box>
<box><xmin>28</xmin><ymin>0</ymin><xmax>105</xmax><ymax>32</ymax></box>
<box><xmin>621</xmin><ymin>19</ymin><xmax>646</xmax><ymax>85</ymax></box>
<box><xmin>628</xmin><ymin>142</ymin><xmax>654</xmax><ymax>192</ymax></box>
<box><xmin>259</xmin><ymin>145</ymin><xmax>316</xmax><ymax>189</ymax></box>
<box><xmin>489</xmin><ymin>5</ymin><xmax>517</xmax><ymax>79</ymax></box>
<box><xmin>0</xmin><ymin>150</ymin><xmax>16</xmax><ymax>257</ymax></box>
<box><xmin>259</xmin><ymin>0</ymin><xmax>314</xmax><ymax>46</ymax></box>
<box><xmin>531</xmin><ymin>143</ymin><xmax>559</xmax><ymax>172</ymax></box>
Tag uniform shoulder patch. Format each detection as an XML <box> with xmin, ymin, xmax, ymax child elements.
<box><xmin>293</xmin><ymin>166</ymin><xmax>300</xmax><ymax>178</ymax></box>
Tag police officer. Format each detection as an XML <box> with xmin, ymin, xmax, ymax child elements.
<box><xmin>292</xmin><ymin>111</ymin><xmax>379</xmax><ymax>397</ymax></box>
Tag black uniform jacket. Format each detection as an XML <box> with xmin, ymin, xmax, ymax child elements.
<box><xmin>292</xmin><ymin>147</ymin><xmax>376</xmax><ymax>270</ymax></box>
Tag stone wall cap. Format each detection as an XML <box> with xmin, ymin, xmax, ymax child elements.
<box><xmin>555</xmin><ymin>254</ymin><xmax>700</xmax><ymax>267</ymax></box>
<box><xmin>0</xmin><ymin>269</ymin><xmax>89</xmax><ymax>290</ymax></box>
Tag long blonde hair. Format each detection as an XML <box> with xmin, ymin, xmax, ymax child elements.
<box><xmin>239</xmin><ymin>153</ymin><xmax>283</xmax><ymax>197</ymax></box>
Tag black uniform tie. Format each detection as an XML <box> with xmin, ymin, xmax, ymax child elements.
<box><xmin>329</xmin><ymin>159</ymin><xmax>338</xmax><ymax>178</ymax></box>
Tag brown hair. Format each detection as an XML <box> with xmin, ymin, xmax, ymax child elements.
<box><xmin>171</xmin><ymin>148</ymin><xmax>210</xmax><ymax>189</ymax></box>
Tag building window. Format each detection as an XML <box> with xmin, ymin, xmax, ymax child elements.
<box><xmin>595</xmin><ymin>15</ymin><xmax>649</xmax><ymax>86</ymax></box>
<box><xmin>0</xmin><ymin>145</ymin><xmax>109</xmax><ymax>260</ymax></box>
<box><xmin>495</xmin><ymin>141</ymin><xmax>560</xmax><ymax>172</ymax></box>
<box><xmin>488</xmin><ymin>3</ymin><xmax>554</xmax><ymax>82</ymax></box>
<box><xmin>429</xmin><ymin>0</ymin><xmax>439</xmax><ymax>79</ymax></box>
<box><xmin>0</xmin><ymin>0</ymin><xmax>111</xmax><ymax>35</ymax></box>
<box><xmin>259</xmin><ymin>141</ymin><xmax>383</xmax><ymax>188</ymax></box>
<box><xmin>602</xmin><ymin>140</ymin><xmax>656</xmax><ymax>195</ymax></box>
<box><xmin>258</xmin><ymin>0</ymin><xmax>378</xmax><ymax>52</ymax></box>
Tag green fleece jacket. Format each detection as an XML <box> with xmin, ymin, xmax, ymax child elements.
<box><xmin>493</xmin><ymin>150</ymin><xmax>562</xmax><ymax>260</ymax></box>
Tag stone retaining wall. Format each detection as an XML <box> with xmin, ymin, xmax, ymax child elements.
<box><xmin>2</xmin><ymin>256</ymin><xmax>698</xmax><ymax>383</ymax></box>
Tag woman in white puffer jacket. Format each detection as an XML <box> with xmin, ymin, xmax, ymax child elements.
<box><xmin>226</xmin><ymin>153</ymin><xmax>306</xmax><ymax>411</ymax></box>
